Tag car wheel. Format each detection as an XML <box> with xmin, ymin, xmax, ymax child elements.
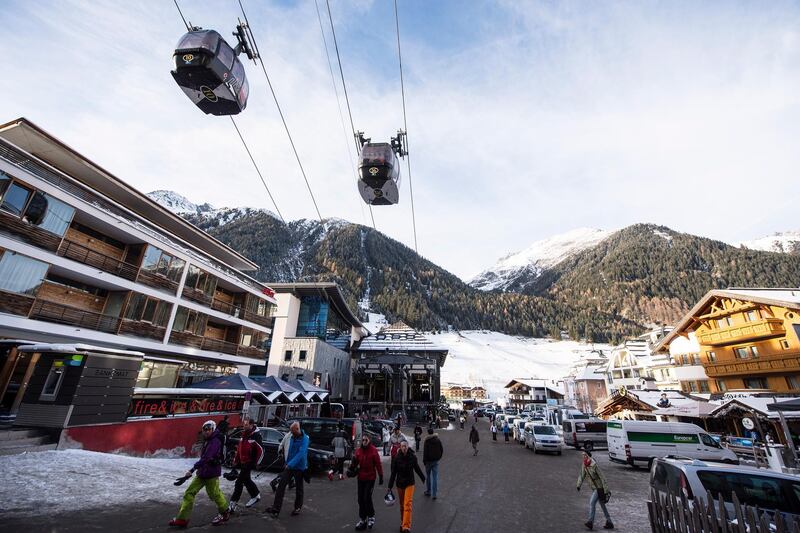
<box><xmin>557</xmin><ymin>451</ymin><xmax>562</xmax><ymax>456</ymax></box>
<box><xmin>583</xmin><ymin>441</ymin><xmax>594</xmax><ymax>452</ymax></box>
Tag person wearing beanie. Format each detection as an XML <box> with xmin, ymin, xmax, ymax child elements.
<box><xmin>577</xmin><ymin>451</ymin><xmax>614</xmax><ymax>530</ymax></box>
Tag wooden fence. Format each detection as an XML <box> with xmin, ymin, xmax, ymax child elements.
<box><xmin>647</xmin><ymin>487</ymin><xmax>800</xmax><ymax>533</ymax></box>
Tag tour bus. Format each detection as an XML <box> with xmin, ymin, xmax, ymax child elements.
<box><xmin>607</xmin><ymin>420</ymin><xmax>738</xmax><ymax>467</ymax></box>
<box><xmin>563</xmin><ymin>418</ymin><xmax>608</xmax><ymax>452</ymax></box>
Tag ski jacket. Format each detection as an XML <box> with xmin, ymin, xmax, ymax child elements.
<box><xmin>422</xmin><ymin>433</ymin><xmax>443</xmax><ymax>464</ymax></box>
<box><xmin>390</xmin><ymin>432</ymin><xmax>407</xmax><ymax>446</ymax></box>
<box><xmin>285</xmin><ymin>431</ymin><xmax>310</xmax><ymax>471</ymax></box>
<box><xmin>413</xmin><ymin>426</ymin><xmax>423</xmax><ymax>441</ymax></box>
<box><xmin>194</xmin><ymin>430</ymin><xmax>224</xmax><ymax>479</ymax></box>
<box><xmin>382</xmin><ymin>427</ymin><xmax>391</xmax><ymax>444</ymax></box>
<box><xmin>331</xmin><ymin>430</ymin><xmax>350</xmax><ymax>459</ymax></box>
<box><xmin>353</xmin><ymin>443</ymin><xmax>384</xmax><ymax>481</ymax></box>
<box><xmin>577</xmin><ymin>459</ymin><xmax>608</xmax><ymax>492</ymax></box>
<box><xmin>388</xmin><ymin>449</ymin><xmax>425</xmax><ymax>489</ymax></box>
<box><xmin>469</xmin><ymin>428</ymin><xmax>480</xmax><ymax>444</ymax></box>
<box><xmin>502</xmin><ymin>423</ymin><xmax>510</xmax><ymax>434</ymax></box>
<box><xmin>235</xmin><ymin>429</ymin><xmax>262</xmax><ymax>468</ymax></box>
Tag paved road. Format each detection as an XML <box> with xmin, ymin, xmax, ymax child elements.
<box><xmin>7</xmin><ymin>419</ymin><xmax>652</xmax><ymax>532</ymax></box>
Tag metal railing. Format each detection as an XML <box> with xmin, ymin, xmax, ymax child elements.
<box><xmin>57</xmin><ymin>239</ymin><xmax>139</xmax><ymax>281</ymax></box>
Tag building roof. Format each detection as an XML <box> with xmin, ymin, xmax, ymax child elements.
<box><xmin>18</xmin><ymin>343</ymin><xmax>145</xmax><ymax>357</ymax></box>
<box><xmin>504</xmin><ymin>379</ymin><xmax>564</xmax><ymax>396</ymax></box>
<box><xmin>268</xmin><ymin>282</ymin><xmax>363</xmax><ymax>328</ymax></box>
<box><xmin>574</xmin><ymin>365</ymin><xmax>607</xmax><ymax>381</ymax></box>
<box><xmin>653</xmin><ymin>288</ymin><xmax>800</xmax><ymax>353</ymax></box>
<box><xmin>0</xmin><ymin>118</ymin><xmax>259</xmax><ymax>272</ymax></box>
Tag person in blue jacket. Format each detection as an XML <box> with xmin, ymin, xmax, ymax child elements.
<box><xmin>265</xmin><ymin>421</ymin><xmax>309</xmax><ymax>518</ymax></box>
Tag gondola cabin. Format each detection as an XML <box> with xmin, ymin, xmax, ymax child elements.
<box><xmin>357</xmin><ymin>143</ymin><xmax>401</xmax><ymax>205</ymax></box>
<box><xmin>171</xmin><ymin>30</ymin><xmax>250</xmax><ymax>116</ymax></box>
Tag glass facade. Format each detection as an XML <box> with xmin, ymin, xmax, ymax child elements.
<box><xmin>0</xmin><ymin>251</ymin><xmax>49</xmax><ymax>295</ymax></box>
<box><xmin>296</xmin><ymin>295</ymin><xmax>351</xmax><ymax>348</ymax></box>
<box><xmin>141</xmin><ymin>245</ymin><xmax>185</xmax><ymax>282</ymax></box>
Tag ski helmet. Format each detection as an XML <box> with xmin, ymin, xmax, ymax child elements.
<box><xmin>202</xmin><ymin>420</ymin><xmax>217</xmax><ymax>431</ymax></box>
<box><xmin>384</xmin><ymin>490</ymin><xmax>396</xmax><ymax>506</ymax></box>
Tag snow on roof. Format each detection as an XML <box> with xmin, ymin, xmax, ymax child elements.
<box><xmin>628</xmin><ymin>389</ymin><xmax>698</xmax><ymax>410</ymax></box>
<box><xmin>711</xmin><ymin>396</ymin><xmax>800</xmax><ymax>418</ymax></box>
<box><xmin>358</xmin><ymin>323</ymin><xmax>447</xmax><ymax>353</ymax></box>
<box><xmin>505</xmin><ymin>378</ymin><xmax>564</xmax><ymax>396</ymax></box>
<box><xmin>574</xmin><ymin>365</ymin><xmax>607</xmax><ymax>381</ymax></box>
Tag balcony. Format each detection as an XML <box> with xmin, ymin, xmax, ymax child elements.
<box><xmin>29</xmin><ymin>299</ymin><xmax>120</xmax><ymax>333</ymax></box>
<box><xmin>118</xmin><ymin>318</ymin><xmax>167</xmax><ymax>341</ymax></box>
<box><xmin>704</xmin><ymin>353</ymin><xmax>800</xmax><ymax>377</ymax></box>
<box><xmin>0</xmin><ymin>208</ymin><xmax>63</xmax><ymax>252</ymax></box>
<box><xmin>698</xmin><ymin>318</ymin><xmax>786</xmax><ymax>346</ymax></box>
<box><xmin>136</xmin><ymin>270</ymin><xmax>179</xmax><ymax>294</ymax></box>
<box><xmin>182</xmin><ymin>286</ymin><xmax>213</xmax><ymax>306</ymax></box>
<box><xmin>57</xmin><ymin>239</ymin><xmax>139</xmax><ymax>281</ymax></box>
<box><xmin>168</xmin><ymin>331</ymin><xmax>265</xmax><ymax>359</ymax></box>
<box><xmin>0</xmin><ymin>289</ymin><xmax>35</xmax><ymax>316</ymax></box>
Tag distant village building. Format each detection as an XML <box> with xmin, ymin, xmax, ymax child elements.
<box><xmin>442</xmin><ymin>383</ymin><xmax>487</xmax><ymax>401</ymax></box>
<box><xmin>350</xmin><ymin>322</ymin><xmax>448</xmax><ymax>421</ymax></box>
<box><xmin>660</xmin><ymin>331</ymin><xmax>710</xmax><ymax>395</ymax></box>
<box><xmin>604</xmin><ymin>327</ymin><xmax>678</xmax><ymax>393</ymax></box>
<box><xmin>265</xmin><ymin>282</ymin><xmax>366</xmax><ymax>401</ymax></box>
<box><xmin>504</xmin><ymin>378</ymin><xmax>564</xmax><ymax>409</ymax></box>
<box><xmin>654</xmin><ymin>289</ymin><xmax>800</xmax><ymax>395</ymax></box>
<box><xmin>562</xmin><ymin>350</ymin><xmax>609</xmax><ymax>414</ymax></box>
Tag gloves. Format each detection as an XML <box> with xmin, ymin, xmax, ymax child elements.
<box><xmin>379</xmin><ymin>476</ymin><xmax>384</xmax><ymax>486</ymax></box>
<box><xmin>576</xmin><ymin>486</ymin><xmax>581</xmax><ymax>491</ymax></box>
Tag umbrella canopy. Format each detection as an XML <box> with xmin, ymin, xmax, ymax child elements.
<box><xmin>191</xmin><ymin>373</ymin><xmax>266</xmax><ymax>392</ymax></box>
<box><xmin>289</xmin><ymin>379</ymin><xmax>330</xmax><ymax>401</ymax></box>
<box><xmin>767</xmin><ymin>398</ymin><xmax>800</xmax><ymax>412</ymax></box>
<box><xmin>251</xmin><ymin>375</ymin><xmax>303</xmax><ymax>401</ymax></box>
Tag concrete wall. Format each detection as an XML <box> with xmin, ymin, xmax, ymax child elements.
<box><xmin>273</xmin><ymin>338</ymin><xmax>350</xmax><ymax>399</ymax></box>
<box><xmin>266</xmin><ymin>292</ymin><xmax>301</xmax><ymax>377</ymax></box>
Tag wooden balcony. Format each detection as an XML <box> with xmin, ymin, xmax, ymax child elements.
<box><xmin>29</xmin><ymin>299</ymin><xmax>120</xmax><ymax>333</ymax></box>
<box><xmin>168</xmin><ymin>331</ymin><xmax>265</xmax><ymax>358</ymax></box>
<box><xmin>241</xmin><ymin>309</ymin><xmax>272</xmax><ymax>327</ymax></box>
<box><xmin>0</xmin><ymin>289</ymin><xmax>35</xmax><ymax>316</ymax></box>
<box><xmin>136</xmin><ymin>270</ymin><xmax>179</xmax><ymax>295</ymax></box>
<box><xmin>118</xmin><ymin>319</ymin><xmax>167</xmax><ymax>341</ymax></box>
<box><xmin>698</xmin><ymin>318</ymin><xmax>786</xmax><ymax>347</ymax></box>
<box><xmin>704</xmin><ymin>353</ymin><xmax>800</xmax><ymax>377</ymax></box>
<box><xmin>182</xmin><ymin>286</ymin><xmax>213</xmax><ymax>306</ymax></box>
<box><xmin>0</xmin><ymin>209</ymin><xmax>63</xmax><ymax>252</ymax></box>
<box><xmin>57</xmin><ymin>239</ymin><xmax>139</xmax><ymax>281</ymax></box>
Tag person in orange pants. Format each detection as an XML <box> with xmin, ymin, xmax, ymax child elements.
<box><xmin>388</xmin><ymin>440</ymin><xmax>426</xmax><ymax>533</ymax></box>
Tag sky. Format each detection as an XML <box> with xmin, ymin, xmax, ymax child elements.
<box><xmin>2</xmin><ymin>1</ymin><xmax>799</xmax><ymax>280</ymax></box>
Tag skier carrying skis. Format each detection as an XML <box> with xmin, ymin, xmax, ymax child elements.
<box><xmin>169</xmin><ymin>420</ymin><xmax>229</xmax><ymax>528</ymax></box>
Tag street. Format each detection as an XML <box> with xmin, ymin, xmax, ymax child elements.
<box><xmin>5</xmin><ymin>418</ymin><xmax>651</xmax><ymax>533</ymax></box>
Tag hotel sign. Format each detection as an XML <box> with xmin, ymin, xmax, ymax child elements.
<box><xmin>128</xmin><ymin>397</ymin><xmax>245</xmax><ymax>418</ymax></box>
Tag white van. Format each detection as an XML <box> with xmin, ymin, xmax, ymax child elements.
<box><xmin>606</xmin><ymin>420</ymin><xmax>738</xmax><ymax>467</ymax></box>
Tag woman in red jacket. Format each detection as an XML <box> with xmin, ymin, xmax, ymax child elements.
<box><xmin>351</xmin><ymin>435</ymin><xmax>384</xmax><ymax>530</ymax></box>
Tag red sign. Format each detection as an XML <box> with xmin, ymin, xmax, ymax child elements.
<box><xmin>262</xmin><ymin>287</ymin><xmax>275</xmax><ymax>298</ymax></box>
<box><xmin>128</xmin><ymin>397</ymin><xmax>245</xmax><ymax>418</ymax></box>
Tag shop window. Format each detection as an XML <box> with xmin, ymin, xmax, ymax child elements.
<box><xmin>39</xmin><ymin>361</ymin><xmax>66</xmax><ymax>401</ymax></box>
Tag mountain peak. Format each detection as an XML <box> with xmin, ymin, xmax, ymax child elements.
<box><xmin>148</xmin><ymin>190</ymin><xmax>207</xmax><ymax>215</ymax></box>
<box><xmin>736</xmin><ymin>231</ymin><xmax>800</xmax><ymax>254</ymax></box>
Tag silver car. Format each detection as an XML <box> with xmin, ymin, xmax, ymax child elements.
<box><xmin>525</xmin><ymin>424</ymin><xmax>563</xmax><ymax>455</ymax></box>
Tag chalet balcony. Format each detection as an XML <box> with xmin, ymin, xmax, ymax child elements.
<box><xmin>29</xmin><ymin>299</ymin><xmax>120</xmax><ymax>334</ymax></box>
<box><xmin>56</xmin><ymin>238</ymin><xmax>139</xmax><ymax>281</ymax></box>
<box><xmin>698</xmin><ymin>318</ymin><xmax>786</xmax><ymax>346</ymax></box>
<box><xmin>0</xmin><ymin>208</ymin><xmax>62</xmax><ymax>252</ymax></box>
<box><xmin>182</xmin><ymin>285</ymin><xmax>213</xmax><ymax>306</ymax></box>
<box><xmin>704</xmin><ymin>353</ymin><xmax>800</xmax><ymax>377</ymax></box>
<box><xmin>0</xmin><ymin>289</ymin><xmax>36</xmax><ymax>316</ymax></box>
<box><xmin>136</xmin><ymin>269</ymin><xmax>179</xmax><ymax>294</ymax></box>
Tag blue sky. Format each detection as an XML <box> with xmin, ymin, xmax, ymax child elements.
<box><xmin>2</xmin><ymin>1</ymin><xmax>800</xmax><ymax>280</ymax></box>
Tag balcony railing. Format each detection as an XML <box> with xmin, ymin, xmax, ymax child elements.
<box><xmin>0</xmin><ymin>209</ymin><xmax>63</xmax><ymax>252</ymax></box>
<box><xmin>136</xmin><ymin>270</ymin><xmax>179</xmax><ymax>295</ymax></box>
<box><xmin>0</xmin><ymin>289</ymin><xmax>36</xmax><ymax>316</ymax></box>
<box><xmin>169</xmin><ymin>330</ymin><xmax>265</xmax><ymax>358</ymax></box>
<box><xmin>29</xmin><ymin>299</ymin><xmax>120</xmax><ymax>333</ymax></box>
<box><xmin>57</xmin><ymin>239</ymin><xmax>139</xmax><ymax>281</ymax></box>
<box><xmin>698</xmin><ymin>318</ymin><xmax>786</xmax><ymax>346</ymax></box>
<box><xmin>704</xmin><ymin>353</ymin><xmax>800</xmax><ymax>377</ymax></box>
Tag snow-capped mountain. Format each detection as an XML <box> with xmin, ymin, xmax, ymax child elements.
<box><xmin>735</xmin><ymin>231</ymin><xmax>800</xmax><ymax>254</ymax></box>
<box><xmin>148</xmin><ymin>190</ymin><xmax>211</xmax><ymax>215</ymax></box>
<box><xmin>470</xmin><ymin>227</ymin><xmax>616</xmax><ymax>291</ymax></box>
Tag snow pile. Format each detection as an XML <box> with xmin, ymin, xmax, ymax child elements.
<box><xmin>470</xmin><ymin>227</ymin><xmax>616</xmax><ymax>291</ymax></box>
<box><xmin>735</xmin><ymin>231</ymin><xmax>800</xmax><ymax>254</ymax></box>
<box><xmin>1</xmin><ymin>449</ymin><xmax>275</xmax><ymax>517</ymax></box>
<box><xmin>432</xmin><ymin>330</ymin><xmax>611</xmax><ymax>400</ymax></box>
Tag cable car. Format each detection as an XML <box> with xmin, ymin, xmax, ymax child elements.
<box><xmin>171</xmin><ymin>29</ymin><xmax>250</xmax><ymax>116</ymax></box>
<box><xmin>357</xmin><ymin>142</ymin><xmax>401</xmax><ymax>205</ymax></box>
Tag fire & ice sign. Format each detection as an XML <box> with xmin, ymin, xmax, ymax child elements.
<box><xmin>128</xmin><ymin>397</ymin><xmax>245</xmax><ymax>418</ymax></box>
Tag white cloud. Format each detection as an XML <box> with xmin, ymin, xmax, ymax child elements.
<box><xmin>2</xmin><ymin>1</ymin><xmax>799</xmax><ymax>279</ymax></box>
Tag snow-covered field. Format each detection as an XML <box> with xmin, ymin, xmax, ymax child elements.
<box><xmin>431</xmin><ymin>330</ymin><xmax>610</xmax><ymax>399</ymax></box>
<box><xmin>0</xmin><ymin>449</ymin><xmax>275</xmax><ymax>517</ymax></box>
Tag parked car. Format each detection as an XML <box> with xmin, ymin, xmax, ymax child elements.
<box><xmin>504</xmin><ymin>407</ymin><xmax>519</xmax><ymax>415</ymax></box>
<box><xmin>225</xmin><ymin>425</ymin><xmax>334</xmax><ymax>473</ymax></box>
<box><xmin>515</xmin><ymin>419</ymin><xmax>528</xmax><ymax>444</ymax></box>
<box><xmin>285</xmin><ymin>417</ymin><xmax>343</xmax><ymax>470</ymax></box>
<box><xmin>525</xmin><ymin>424</ymin><xmax>563</xmax><ymax>455</ymax></box>
<box><xmin>650</xmin><ymin>457</ymin><xmax>800</xmax><ymax>525</ymax></box>
<box><xmin>563</xmin><ymin>419</ymin><xmax>608</xmax><ymax>452</ymax></box>
<box><xmin>608</xmin><ymin>420</ymin><xmax>738</xmax><ymax>468</ymax></box>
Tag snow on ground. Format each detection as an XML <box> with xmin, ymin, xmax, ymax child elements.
<box><xmin>431</xmin><ymin>330</ymin><xmax>611</xmax><ymax>400</ymax></box>
<box><xmin>1</xmin><ymin>449</ymin><xmax>276</xmax><ymax>518</ymax></box>
<box><xmin>735</xmin><ymin>231</ymin><xmax>800</xmax><ymax>254</ymax></box>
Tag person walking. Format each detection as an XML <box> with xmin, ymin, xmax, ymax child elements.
<box><xmin>382</xmin><ymin>425</ymin><xmax>391</xmax><ymax>456</ymax></box>
<box><xmin>227</xmin><ymin>418</ymin><xmax>262</xmax><ymax>513</ymax></box>
<box><xmin>469</xmin><ymin>425</ymin><xmax>480</xmax><ymax>456</ymax></box>
<box><xmin>422</xmin><ymin>428</ymin><xmax>443</xmax><ymax>499</ymax></box>
<box><xmin>169</xmin><ymin>420</ymin><xmax>229</xmax><ymax>528</ymax></box>
<box><xmin>502</xmin><ymin>421</ymin><xmax>510</xmax><ymax>443</ymax></box>
<box><xmin>390</xmin><ymin>426</ymin><xmax>406</xmax><ymax>459</ymax></box>
<box><xmin>388</xmin><ymin>440</ymin><xmax>426</xmax><ymax>533</ymax></box>
<box><xmin>330</xmin><ymin>424</ymin><xmax>350</xmax><ymax>481</ymax></box>
<box><xmin>352</xmin><ymin>434</ymin><xmax>384</xmax><ymax>530</ymax></box>
<box><xmin>459</xmin><ymin>415</ymin><xmax>465</xmax><ymax>430</ymax></box>
<box><xmin>491</xmin><ymin>423</ymin><xmax>497</xmax><ymax>442</ymax></box>
<box><xmin>413</xmin><ymin>423</ymin><xmax>423</xmax><ymax>452</ymax></box>
<box><xmin>265</xmin><ymin>422</ymin><xmax>309</xmax><ymax>518</ymax></box>
<box><xmin>577</xmin><ymin>451</ymin><xmax>614</xmax><ymax>530</ymax></box>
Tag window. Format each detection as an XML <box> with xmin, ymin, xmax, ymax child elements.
<box><xmin>39</xmin><ymin>361</ymin><xmax>66</xmax><ymax>401</ymax></box>
<box><xmin>781</xmin><ymin>340</ymin><xmax>790</xmax><ymax>350</ymax></box>
<box><xmin>0</xmin><ymin>252</ymin><xmax>49</xmax><ymax>295</ymax></box>
<box><xmin>745</xmin><ymin>310</ymin><xmax>761</xmax><ymax>322</ymax></box>
<box><xmin>284</xmin><ymin>350</ymin><xmax>292</xmax><ymax>362</ymax></box>
<box><xmin>136</xmin><ymin>361</ymin><xmax>181</xmax><ymax>388</ymax></box>
<box><xmin>141</xmin><ymin>246</ymin><xmax>185</xmax><ymax>282</ymax></box>
<box><xmin>743</xmin><ymin>377</ymin><xmax>769</xmax><ymax>390</ymax></box>
<box><xmin>698</xmin><ymin>381</ymin><xmax>710</xmax><ymax>393</ymax></box>
<box><xmin>692</xmin><ymin>354</ymin><xmax>701</xmax><ymax>365</ymax></box>
<box><xmin>716</xmin><ymin>380</ymin><xmax>728</xmax><ymax>392</ymax></box>
<box><xmin>706</xmin><ymin>351</ymin><xmax>716</xmax><ymax>362</ymax></box>
<box><xmin>0</xmin><ymin>180</ymin><xmax>32</xmax><ymax>216</ymax></box>
<box><xmin>696</xmin><ymin>471</ymin><xmax>800</xmax><ymax>514</ymax></box>
<box><xmin>735</xmin><ymin>347</ymin><xmax>750</xmax><ymax>359</ymax></box>
<box><xmin>281</xmin><ymin>373</ymin><xmax>289</xmax><ymax>381</ymax></box>
<box><xmin>171</xmin><ymin>306</ymin><xmax>205</xmax><ymax>335</ymax></box>
<box><xmin>22</xmin><ymin>191</ymin><xmax>74</xmax><ymax>236</ymax></box>
<box><xmin>124</xmin><ymin>293</ymin><xmax>171</xmax><ymax>327</ymax></box>
<box><xmin>787</xmin><ymin>376</ymin><xmax>800</xmax><ymax>390</ymax></box>
<box><xmin>299</xmin><ymin>350</ymin><xmax>307</xmax><ymax>361</ymax></box>
<box><xmin>700</xmin><ymin>433</ymin><xmax>719</xmax><ymax>448</ymax></box>
<box><xmin>681</xmin><ymin>354</ymin><xmax>689</xmax><ymax>365</ymax></box>
<box><xmin>717</xmin><ymin>316</ymin><xmax>734</xmax><ymax>329</ymax></box>
<box><xmin>750</xmin><ymin>346</ymin><xmax>759</xmax><ymax>358</ymax></box>
<box><xmin>688</xmin><ymin>381</ymin><xmax>699</xmax><ymax>393</ymax></box>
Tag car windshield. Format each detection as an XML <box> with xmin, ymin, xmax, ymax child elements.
<box><xmin>534</xmin><ymin>426</ymin><xmax>557</xmax><ymax>435</ymax></box>
<box><xmin>697</xmin><ymin>471</ymin><xmax>800</xmax><ymax>514</ymax></box>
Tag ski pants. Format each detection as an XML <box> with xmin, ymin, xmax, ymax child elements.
<box><xmin>357</xmin><ymin>479</ymin><xmax>376</xmax><ymax>520</ymax></box>
<box><xmin>333</xmin><ymin>457</ymin><xmax>346</xmax><ymax>475</ymax></box>
<box><xmin>396</xmin><ymin>485</ymin><xmax>415</xmax><ymax>531</ymax></box>
<box><xmin>273</xmin><ymin>468</ymin><xmax>304</xmax><ymax>512</ymax></box>
<box><xmin>231</xmin><ymin>465</ymin><xmax>259</xmax><ymax>502</ymax></box>
<box><xmin>415</xmin><ymin>438</ymin><xmax>421</xmax><ymax>451</ymax></box>
<box><xmin>176</xmin><ymin>475</ymin><xmax>227</xmax><ymax>520</ymax></box>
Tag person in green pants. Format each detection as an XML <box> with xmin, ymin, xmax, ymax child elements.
<box><xmin>169</xmin><ymin>420</ymin><xmax>230</xmax><ymax>528</ymax></box>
